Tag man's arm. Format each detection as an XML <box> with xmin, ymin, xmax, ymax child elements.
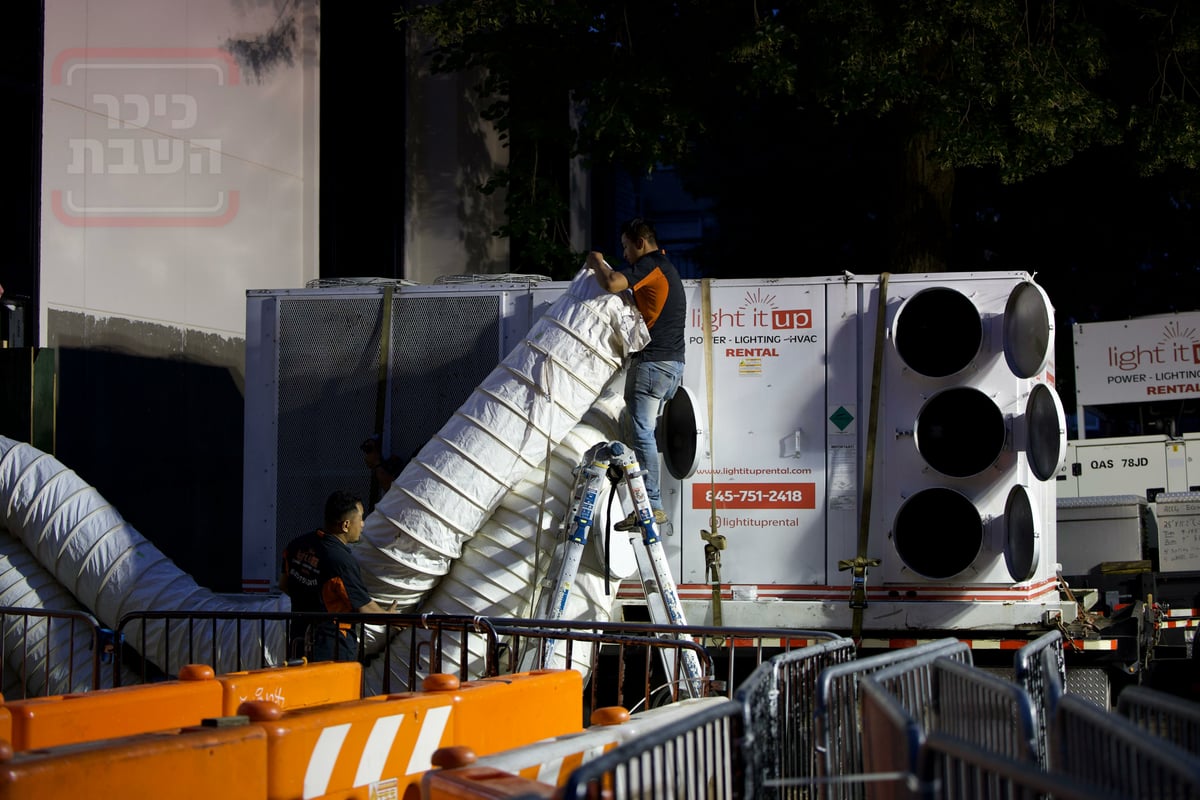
<box><xmin>357</xmin><ymin>598</ymin><xmax>398</xmax><ymax>614</ymax></box>
<box><xmin>586</xmin><ymin>251</ymin><xmax>630</xmax><ymax>294</ymax></box>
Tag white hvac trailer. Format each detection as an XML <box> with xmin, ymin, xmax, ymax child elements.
<box><xmin>243</xmin><ymin>271</ymin><xmax>1131</xmax><ymax>695</ymax></box>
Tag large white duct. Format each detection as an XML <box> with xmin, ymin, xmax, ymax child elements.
<box><xmin>0</xmin><ymin>436</ymin><xmax>289</xmax><ymax>677</ymax></box>
<box><xmin>363</xmin><ymin>389</ymin><xmax>637</xmax><ymax>693</ymax></box>
<box><xmin>355</xmin><ymin>268</ymin><xmax>648</xmax><ymax>611</ymax></box>
<box><xmin>0</xmin><ymin>527</ymin><xmax>141</xmax><ymax>696</ymax></box>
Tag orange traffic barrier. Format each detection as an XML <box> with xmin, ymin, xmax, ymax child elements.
<box><xmin>0</xmin><ymin>695</ymin><xmax>10</xmax><ymax>746</ymax></box>
<box><xmin>423</xmin><ymin>764</ymin><xmax>557</xmax><ymax>799</ymax></box>
<box><xmin>240</xmin><ymin>668</ymin><xmax>583</xmax><ymax>800</ymax></box>
<box><xmin>0</xmin><ymin>719</ymin><xmax>269</xmax><ymax>800</ymax></box>
<box><xmin>217</xmin><ymin>659</ymin><xmax>362</xmax><ymax>714</ymax></box>
<box><xmin>3</xmin><ymin>664</ymin><xmax>223</xmax><ymax>752</ymax></box>
<box><xmin>422</xmin><ymin>697</ymin><xmax>729</xmax><ymax>797</ymax></box>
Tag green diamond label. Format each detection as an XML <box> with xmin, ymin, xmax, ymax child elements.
<box><xmin>829</xmin><ymin>406</ymin><xmax>854</xmax><ymax>431</ymax></box>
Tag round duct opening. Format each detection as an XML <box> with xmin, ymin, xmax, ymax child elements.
<box><xmin>915</xmin><ymin>387</ymin><xmax>1007</xmax><ymax>478</ymax></box>
<box><xmin>660</xmin><ymin>385</ymin><xmax>702</xmax><ymax>480</ymax></box>
<box><xmin>893</xmin><ymin>287</ymin><xmax>982</xmax><ymax>378</ymax></box>
<box><xmin>1003</xmin><ymin>282</ymin><xmax>1053</xmax><ymax>379</ymax></box>
<box><xmin>1004</xmin><ymin>484</ymin><xmax>1040</xmax><ymax>582</ymax></box>
<box><xmin>1026</xmin><ymin>383</ymin><xmax>1067</xmax><ymax>481</ymax></box>
<box><xmin>893</xmin><ymin>487</ymin><xmax>983</xmax><ymax>579</ymax></box>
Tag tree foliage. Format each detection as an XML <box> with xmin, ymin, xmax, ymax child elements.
<box><xmin>397</xmin><ymin>1</ymin><xmax>1200</xmax><ymax>276</ymax></box>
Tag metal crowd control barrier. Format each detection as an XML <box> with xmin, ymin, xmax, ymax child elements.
<box><xmin>0</xmin><ymin>606</ymin><xmax>105</xmax><ymax>698</ymax></box>
<box><xmin>556</xmin><ymin>696</ymin><xmax>746</xmax><ymax>799</ymax></box>
<box><xmin>491</xmin><ymin>617</ymin><xmax>836</xmax><ymax>711</ymax></box>
<box><xmin>1013</xmin><ymin>628</ymin><xmax>1065</xmax><ymax>768</ymax></box>
<box><xmin>813</xmin><ymin>638</ymin><xmax>969</xmax><ymax>799</ymax></box>
<box><xmin>858</xmin><ymin>655</ymin><xmax>1042</xmax><ymax>798</ymax></box>
<box><xmin>1117</xmin><ymin>684</ymin><xmax>1200</xmax><ymax>757</ymax></box>
<box><xmin>873</xmin><ymin>654</ymin><xmax>1039</xmax><ymax>763</ymax></box>
<box><xmin>857</xmin><ymin>675</ymin><xmax>923</xmax><ymax>800</ymax></box>
<box><xmin>917</xmin><ymin>732</ymin><xmax>1125</xmax><ymax>800</ymax></box>
<box><xmin>734</xmin><ymin>636</ymin><xmax>857</xmax><ymax>798</ymax></box>
<box><xmin>1050</xmin><ymin>692</ymin><xmax>1200</xmax><ymax>798</ymax></box>
<box><xmin>425</xmin><ymin>697</ymin><xmax>730</xmax><ymax>791</ymax></box>
<box><xmin>113</xmin><ymin>611</ymin><xmax>507</xmax><ymax>693</ymax></box>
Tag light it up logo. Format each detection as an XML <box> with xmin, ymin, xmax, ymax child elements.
<box><xmin>49</xmin><ymin>48</ymin><xmax>240</xmax><ymax>227</ymax></box>
<box><xmin>691</xmin><ymin>287</ymin><xmax>812</xmax><ymax>332</ymax></box>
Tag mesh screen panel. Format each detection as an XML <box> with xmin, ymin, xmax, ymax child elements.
<box><xmin>388</xmin><ymin>294</ymin><xmax>504</xmax><ymax>465</ymax></box>
<box><xmin>274</xmin><ymin>296</ymin><xmax>383</xmax><ymax>558</ymax></box>
<box><xmin>269</xmin><ymin>291</ymin><xmax>503</xmax><ymax>565</ymax></box>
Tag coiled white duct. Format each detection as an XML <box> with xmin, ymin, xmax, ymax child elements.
<box><xmin>0</xmin><ymin>436</ymin><xmax>289</xmax><ymax>677</ymax></box>
<box><xmin>355</xmin><ymin>268</ymin><xmax>648</xmax><ymax>611</ymax></box>
<box><xmin>363</xmin><ymin>389</ymin><xmax>635</xmax><ymax>694</ymax></box>
<box><xmin>0</xmin><ymin>527</ymin><xmax>141</xmax><ymax>696</ymax></box>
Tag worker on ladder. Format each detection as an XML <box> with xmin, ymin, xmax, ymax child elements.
<box><xmin>586</xmin><ymin>217</ymin><xmax>687</xmax><ymax>533</ymax></box>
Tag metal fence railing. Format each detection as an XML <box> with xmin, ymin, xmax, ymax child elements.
<box><xmin>4</xmin><ymin>606</ymin><xmax>1200</xmax><ymax>800</ymax></box>
<box><xmin>813</xmin><ymin>638</ymin><xmax>971</xmax><ymax>799</ymax></box>
<box><xmin>734</xmin><ymin>636</ymin><xmax>857</xmax><ymax>798</ymax></box>
<box><xmin>1013</xmin><ymin>628</ymin><xmax>1065</xmax><ymax>767</ymax></box>
<box><xmin>1117</xmin><ymin>684</ymin><xmax>1200</xmax><ymax>758</ymax></box>
<box><xmin>557</xmin><ymin>696</ymin><xmax>747</xmax><ymax>799</ymax></box>
<box><xmin>1050</xmin><ymin>692</ymin><xmax>1200</xmax><ymax>799</ymax></box>
<box><xmin>0</xmin><ymin>606</ymin><xmax>108</xmax><ymax>698</ymax></box>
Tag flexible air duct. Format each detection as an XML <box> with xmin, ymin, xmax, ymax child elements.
<box><xmin>0</xmin><ymin>527</ymin><xmax>142</xmax><ymax>695</ymax></box>
<box><xmin>355</xmin><ymin>267</ymin><xmax>648</xmax><ymax>611</ymax></box>
<box><xmin>363</xmin><ymin>389</ymin><xmax>635</xmax><ymax>693</ymax></box>
<box><xmin>0</xmin><ymin>436</ymin><xmax>289</xmax><ymax>676</ymax></box>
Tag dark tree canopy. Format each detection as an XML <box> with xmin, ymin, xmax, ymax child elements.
<box><xmin>398</xmin><ymin>1</ymin><xmax>1200</xmax><ymax>288</ymax></box>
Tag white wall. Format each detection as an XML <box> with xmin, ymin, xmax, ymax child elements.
<box><xmin>40</xmin><ymin>0</ymin><xmax>319</xmax><ymax>347</ymax></box>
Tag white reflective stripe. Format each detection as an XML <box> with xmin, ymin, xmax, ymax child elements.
<box><xmin>405</xmin><ymin>705</ymin><xmax>453</xmax><ymax>774</ymax></box>
<box><xmin>304</xmin><ymin>723</ymin><xmax>352</xmax><ymax>800</ymax></box>
<box><xmin>535</xmin><ymin>756</ymin><xmax>565</xmax><ymax>784</ymax></box>
<box><xmin>354</xmin><ymin>714</ymin><xmax>406</xmax><ymax>786</ymax></box>
<box><xmin>583</xmin><ymin>743</ymin><xmax>608</xmax><ymax>763</ymax></box>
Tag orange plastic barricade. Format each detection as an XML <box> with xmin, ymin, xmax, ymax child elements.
<box><xmin>0</xmin><ymin>719</ymin><xmax>268</xmax><ymax>800</ymax></box>
<box><xmin>0</xmin><ymin>695</ymin><xmax>10</xmax><ymax>746</ymax></box>
<box><xmin>423</xmin><ymin>761</ymin><xmax>557</xmax><ymax>799</ymax></box>
<box><xmin>423</xmin><ymin>697</ymin><xmax>728</xmax><ymax>796</ymax></box>
<box><xmin>3</xmin><ymin>664</ymin><xmax>223</xmax><ymax>752</ymax></box>
<box><xmin>240</xmin><ymin>669</ymin><xmax>582</xmax><ymax>800</ymax></box>
<box><xmin>218</xmin><ymin>660</ymin><xmax>362</xmax><ymax>714</ymax></box>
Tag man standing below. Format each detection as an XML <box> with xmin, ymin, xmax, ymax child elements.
<box><xmin>280</xmin><ymin>490</ymin><xmax>396</xmax><ymax>661</ymax></box>
<box><xmin>586</xmin><ymin>218</ymin><xmax>687</xmax><ymax>531</ymax></box>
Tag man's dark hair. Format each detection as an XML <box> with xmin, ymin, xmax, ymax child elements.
<box><xmin>324</xmin><ymin>490</ymin><xmax>362</xmax><ymax>529</ymax></box>
<box><xmin>621</xmin><ymin>217</ymin><xmax>657</xmax><ymax>247</ymax></box>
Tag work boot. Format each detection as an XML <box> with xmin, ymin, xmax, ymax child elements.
<box><xmin>614</xmin><ymin>509</ymin><xmax>669</xmax><ymax>532</ymax></box>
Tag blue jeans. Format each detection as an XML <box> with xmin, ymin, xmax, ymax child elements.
<box><xmin>623</xmin><ymin>359</ymin><xmax>684</xmax><ymax>511</ymax></box>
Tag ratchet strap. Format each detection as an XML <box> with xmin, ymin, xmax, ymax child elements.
<box><xmin>699</xmin><ymin>279</ymin><xmax>724</xmax><ymax>631</ymax></box>
<box><xmin>838</xmin><ymin>273</ymin><xmax>887</xmax><ymax>642</ymax></box>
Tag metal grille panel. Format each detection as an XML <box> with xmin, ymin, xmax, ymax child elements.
<box><xmin>387</xmin><ymin>294</ymin><xmax>503</xmax><ymax>465</ymax></box>
<box><xmin>275</xmin><ymin>296</ymin><xmax>383</xmax><ymax>557</ymax></box>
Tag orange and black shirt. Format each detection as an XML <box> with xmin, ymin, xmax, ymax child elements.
<box><xmin>620</xmin><ymin>251</ymin><xmax>686</xmax><ymax>362</ymax></box>
<box><xmin>281</xmin><ymin>529</ymin><xmax>371</xmax><ymax>638</ymax></box>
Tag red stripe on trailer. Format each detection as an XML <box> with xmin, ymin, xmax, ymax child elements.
<box><xmin>628</xmin><ymin>577</ymin><xmax>1062</xmax><ymax>603</ymax></box>
<box><xmin>859</xmin><ymin>637</ymin><xmax>1121</xmax><ymax>652</ymax></box>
